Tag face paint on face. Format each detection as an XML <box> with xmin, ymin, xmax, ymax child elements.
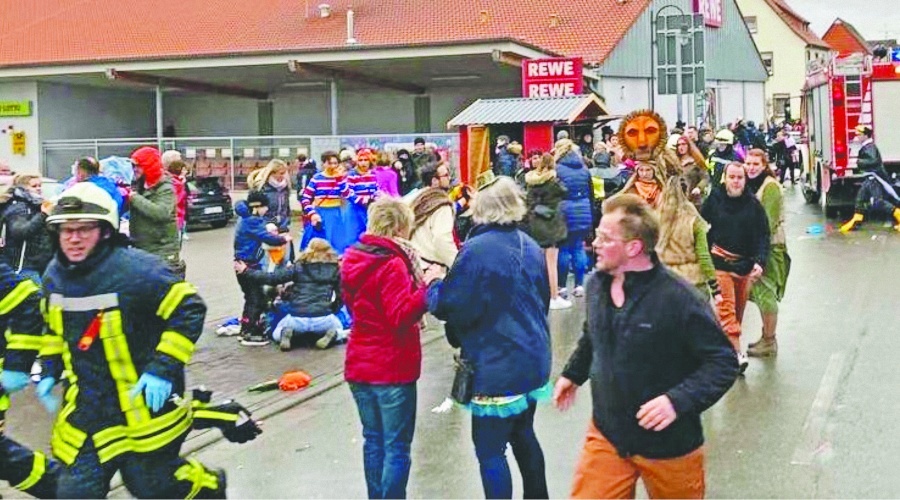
<box><xmin>725</xmin><ymin>165</ymin><xmax>746</xmax><ymax>198</ymax></box>
<box><xmin>623</xmin><ymin>115</ymin><xmax>662</xmax><ymax>161</ymax></box>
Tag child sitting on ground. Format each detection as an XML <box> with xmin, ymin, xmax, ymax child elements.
<box><xmin>234</xmin><ymin>238</ymin><xmax>344</xmax><ymax>351</ymax></box>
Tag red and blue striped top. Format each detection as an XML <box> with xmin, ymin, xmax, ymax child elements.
<box><xmin>300</xmin><ymin>172</ymin><xmax>348</xmax><ymax>214</ymax></box>
<box><xmin>346</xmin><ymin>169</ymin><xmax>379</xmax><ymax>206</ymax></box>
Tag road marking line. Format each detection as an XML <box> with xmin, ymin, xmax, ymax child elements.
<box><xmin>791</xmin><ymin>352</ymin><xmax>847</xmax><ymax>465</ymax></box>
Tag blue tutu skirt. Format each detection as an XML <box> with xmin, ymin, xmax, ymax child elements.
<box><xmin>464</xmin><ymin>382</ymin><xmax>553</xmax><ymax>418</ymax></box>
<box><xmin>344</xmin><ymin>203</ymin><xmax>368</xmax><ymax>248</ymax></box>
<box><xmin>300</xmin><ymin>206</ymin><xmax>353</xmax><ymax>255</ymax></box>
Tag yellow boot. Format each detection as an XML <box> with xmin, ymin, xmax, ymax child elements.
<box><xmin>840</xmin><ymin>213</ymin><xmax>864</xmax><ymax>233</ymax></box>
<box><xmin>894</xmin><ymin>208</ymin><xmax>900</xmax><ymax>232</ymax></box>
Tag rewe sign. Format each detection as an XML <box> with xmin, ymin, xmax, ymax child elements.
<box><xmin>693</xmin><ymin>0</ymin><xmax>723</xmax><ymax>28</ymax></box>
<box><xmin>522</xmin><ymin>58</ymin><xmax>584</xmax><ymax>98</ymax></box>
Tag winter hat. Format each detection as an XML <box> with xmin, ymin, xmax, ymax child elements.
<box><xmin>130</xmin><ymin>146</ymin><xmax>164</xmax><ymax>187</ymax></box>
<box><xmin>247</xmin><ymin>191</ymin><xmax>269</xmax><ymax>208</ymax></box>
<box><xmin>356</xmin><ymin>148</ymin><xmax>377</xmax><ymax>163</ymax></box>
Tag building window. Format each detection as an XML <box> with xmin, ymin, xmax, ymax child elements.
<box><xmin>744</xmin><ymin>16</ymin><xmax>758</xmax><ymax>34</ymax></box>
<box><xmin>761</xmin><ymin>52</ymin><xmax>774</xmax><ymax>76</ymax></box>
<box><xmin>773</xmin><ymin>94</ymin><xmax>790</xmax><ymax>118</ymax></box>
<box><xmin>656</xmin><ymin>13</ymin><xmax>706</xmax><ymax>95</ymax></box>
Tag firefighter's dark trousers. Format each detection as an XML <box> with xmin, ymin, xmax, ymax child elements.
<box><xmin>56</xmin><ymin>434</ymin><xmax>225</xmax><ymax>499</ymax></box>
<box><xmin>0</xmin><ymin>432</ymin><xmax>59</xmax><ymax>498</ymax></box>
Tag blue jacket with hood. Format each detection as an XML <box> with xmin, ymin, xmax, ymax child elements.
<box><xmin>233</xmin><ymin>200</ymin><xmax>288</xmax><ymax>263</ymax></box>
<box><xmin>556</xmin><ymin>150</ymin><xmax>594</xmax><ymax>234</ymax></box>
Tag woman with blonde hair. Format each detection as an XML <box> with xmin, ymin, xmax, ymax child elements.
<box><xmin>234</xmin><ymin>237</ymin><xmax>344</xmax><ymax>351</ymax></box>
<box><xmin>248</xmin><ymin>159</ymin><xmax>293</xmax><ymax>231</ymax></box>
<box><xmin>341</xmin><ymin>197</ymin><xmax>432</xmax><ymax>499</ymax></box>
<box><xmin>525</xmin><ymin>153</ymin><xmax>570</xmax><ymax>310</ymax></box>
<box><xmin>656</xmin><ymin>177</ymin><xmax>720</xmax><ymax>301</ymax></box>
<box><xmin>0</xmin><ymin>174</ymin><xmax>53</xmax><ymax>281</ymax></box>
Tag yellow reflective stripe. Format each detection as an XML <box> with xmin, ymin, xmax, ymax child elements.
<box><xmin>98</xmin><ymin>310</ymin><xmax>150</xmax><ymax>426</ymax></box>
<box><xmin>5</xmin><ymin>333</ymin><xmax>43</xmax><ymax>352</ymax></box>
<box><xmin>156</xmin><ymin>330</ymin><xmax>195</xmax><ymax>364</ymax></box>
<box><xmin>61</xmin><ymin>342</ymin><xmax>77</xmax><ymax>385</ymax></box>
<box><xmin>47</xmin><ymin>306</ymin><xmax>64</xmax><ymax>336</ymax></box>
<box><xmin>50</xmin><ymin>436</ymin><xmax>78</xmax><ymax>465</ymax></box>
<box><xmin>192</xmin><ymin>409</ymin><xmax>239</xmax><ymax>422</ymax></box>
<box><xmin>13</xmin><ymin>451</ymin><xmax>47</xmax><ymax>491</ymax></box>
<box><xmin>51</xmin><ymin>416</ymin><xmax>87</xmax><ymax>465</ymax></box>
<box><xmin>40</xmin><ymin>335</ymin><xmax>65</xmax><ymax>357</ymax></box>
<box><xmin>0</xmin><ymin>392</ymin><xmax>9</xmax><ymax>411</ymax></box>
<box><xmin>96</xmin><ymin>411</ymin><xmax>192</xmax><ymax>463</ymax></box>
<box><xmin>156</xmin><ymin>283</ymin><xmax>197</xmax><ymax>321</ymax></box>
<box><xmin>0</xmin><ymin>280</ymin><xmax>39</xmax><ymax>315</ymax></box>
<box><xmin>94</xmin><ymin>404</ymin><xmax>190</xmax><ymax>448</ymax></box>
<box><xmin>175</xmin><ymin>458</ymin><xmax>219</xmax><ymax>499</ymax></box>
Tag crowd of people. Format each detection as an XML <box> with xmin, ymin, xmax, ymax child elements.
<box><xmin>0</xmin><ymin>105</ymin><xmax>879</xmax><ymax>499</ymax></box>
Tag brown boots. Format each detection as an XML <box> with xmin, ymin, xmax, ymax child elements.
<box><xmin>747</xmin><ymin>337</ymin><xmax>777</xmax><ymax>357</ymax></box>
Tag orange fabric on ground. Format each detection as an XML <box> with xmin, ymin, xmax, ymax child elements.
<box><xmin>571</xmin><ymin>422</ymin><xmax>705</xmax><ymax>499</ymax></box>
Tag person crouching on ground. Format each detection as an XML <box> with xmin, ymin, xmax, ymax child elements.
<box><xmin>341</xmin><ymin>197</ymin><xmax>432</xmax><ymax>499</ymax></box>
<box><xmin>427</xmin><ymin>176</ymin><xmax>552</xmax><ymax>499</ymax></box>
<box><xmin>701</xmin><ymin>162</ymin><xmax>770</xmax><ymax>374</ymax></box>
<box><xmin>554</xmin><ymin>193</ymin><xmax>738</xmax><ymax>499</ymax></box>
<box><xmin>233</xmin><ymin>191</ymin><xmax>291</xmax><ymax>346</ymax></box>
<box><xmin>234</xmin><ymin>237</ymin><xmax>343</xmax><ymax>351</ymax></box>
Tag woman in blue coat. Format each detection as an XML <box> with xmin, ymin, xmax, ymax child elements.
<box><xmin>554</xmin><ymin>139</ymin><xmax>594</xmax><ymax>298</ymax></box>
<box><xmin>427</xmin><ymin>176</ymin><xmax>551</xmax><ymax>499</ymax></box>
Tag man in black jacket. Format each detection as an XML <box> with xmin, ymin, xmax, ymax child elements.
<box><xmin>554</xmin><ymin>194</ymin><xmax>738</xmax><ymax>499</ymax></box>
<box><xmin>702</xmin><ymin>162</ymin><xmax>770</xmax><ymax>373</ymax></box>
<box><xmin>840</xmin><ymin>125</ymin><xmax>900</xmax><ymax>233</ymax></box>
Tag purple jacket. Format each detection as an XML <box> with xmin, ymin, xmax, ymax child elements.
<box><xmin>373</xmin><ymin>166</ymin><xmax>400</xmax><ymax>197</ymax></box>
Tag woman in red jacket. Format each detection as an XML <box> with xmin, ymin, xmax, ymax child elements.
<box><xmin>341</xmin><ymin>197</ymin><xmax>435</xmax><ymax>499</ymax></box>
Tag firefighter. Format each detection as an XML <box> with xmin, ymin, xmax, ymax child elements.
<box><xmin>36</xmin><ymin>182</ymin><xmax>227</xmax><ymax>498</ymax></box>
<box><xmin>0</xmin><ymin>263</ymin><xmax>59</xmax><ymax>498</ymax></box>
<box><xmin>840</xmin><ymin>125</ymin><xmax>900</xmax><ymax>233</ymax></box>
<box><xmin>707</xmin><ymin>129</ymin><xmax>741</xmax><ymax>185</ymax></box>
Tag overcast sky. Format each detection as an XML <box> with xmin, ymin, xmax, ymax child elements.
<box><xmin>783</xmin><ymin>0</ymin><xmax>900</xmax><ymax>41</ymax></box>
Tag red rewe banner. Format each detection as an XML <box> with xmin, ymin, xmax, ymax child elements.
<box><xmin>522</xmin><ymin>57</ymin><xmax>584</xmax><ymax>98</ymax></box>
<box><xmin>694</xmin><ymin>0</ymin><xmax>723</xmax><ymax>28</ymax></box>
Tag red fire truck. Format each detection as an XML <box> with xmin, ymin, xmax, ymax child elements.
<box><xmin>802</xmin><ymin>53</ymin><xmax>900</xmax><ymax>217</ymax></box>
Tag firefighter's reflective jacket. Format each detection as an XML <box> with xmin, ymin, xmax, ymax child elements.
<box><xmin>40</xmin><ymin>245</ymin><xmax>206</xmax><ymax>466</ymax></box>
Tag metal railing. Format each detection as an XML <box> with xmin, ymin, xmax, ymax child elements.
<box><xmin>42</xmin><ymin>133</ymin><xmax>460</xmax><ymax>190</ymax></box>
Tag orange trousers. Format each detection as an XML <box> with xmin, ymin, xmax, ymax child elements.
<box><xmin>714</xmin><ymin>270</ymin><xmax>751</xmax><ymax>350</ymax></box>
<box><xmin>571</xmin><ymin>422</ymin><xmax>705</xmax><ymax>499</ymax></box>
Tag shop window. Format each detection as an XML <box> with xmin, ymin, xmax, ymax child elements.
<box><xmin>773</xmin><ymin>95</ymin><xmax>790</xmax><ymax>118</ymax></box>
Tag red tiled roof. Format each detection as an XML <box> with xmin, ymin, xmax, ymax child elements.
<box><xmin>0</xmin><ymin>0</ymin><xmax>652</xmax><ymax>69</ymax></box>
<box><xmin>822</xmin><ymin>18</ymin><xmax>872</xmax><ymax>56</ymax></box>
<box><xmin>763</xmin><ymin>0</ymin><xmax>831</xmax><ymax>49</ymax></box>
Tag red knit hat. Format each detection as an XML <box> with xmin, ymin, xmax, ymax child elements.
<box><xmin>130</xmin><ymin>146</ymin><xmax>164</xmax><ymax>187</ymax></box>
<box><xmin>356</xmin><ymin>148</ymin><xmax>376</xmax><ymax>163</ymax></box>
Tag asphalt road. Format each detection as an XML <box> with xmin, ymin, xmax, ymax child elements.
<box><xmin>5</xmin><ymin>186</ymin><xmax>900</xmax><ymax>498</ymax></box>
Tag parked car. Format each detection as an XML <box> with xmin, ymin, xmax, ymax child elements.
<box><xmin>186</xmin><ymin>177</ymin><xmax>233</xmax><ymax>230</ymax></box>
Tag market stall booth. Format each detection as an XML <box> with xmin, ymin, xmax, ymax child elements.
<box><xmin>447</xmin><ymin>94</ymin><xmax>612</xmax><ymax>184</ymax></box>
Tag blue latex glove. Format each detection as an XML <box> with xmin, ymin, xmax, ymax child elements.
<box><xmin>0</xmin><ymin>370</ymin><xmax>30</xmax><ymax>393</ymax></box>
<box><xmin>130</xmin><ymin>373</ymin><xmax>173</xmax><ymax>413</ymax></box>
<box><xmin>36</xmin><ymin>377</ymin><xmax>60</xmax><ymax>413</ymax></box>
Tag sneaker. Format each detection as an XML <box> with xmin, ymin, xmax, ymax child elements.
<box><xmin>573</xmin><ymin>286</ymin><xmax>585</xmax><ymax>298</ymax></box>
<box><xmin>279</xmin><ymin>328</ymin><xmax>294</xmax><ymax>352</ymax></box>
<box><xmin>549</xmin><ymin>297</ymin><xmax>573</xmax><ymax>310</ymax></box>
<box><xmin>240</xmin><ymin>335</ymin><xmax>270</xmax><ymax>347</ymax></box>
<box><xmin>316</xmin><ymin>329</ymin><xmax>338</xmax><ymax>349</ymax></box>
<box><xmin>747</xmin><ymin>338</ymin><xmax>778</xmax><ymax>358</ymax></box>
<box><xmin>558</xmin><ymin>288</ymin><xmax>570</xmax><ymax>300</ymax></box>
<box><xmin>737</xmin><ymin>352</ymin><xmax>749</xmax><ymax>375</ymax></box>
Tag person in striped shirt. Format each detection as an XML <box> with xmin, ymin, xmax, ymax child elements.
<box><xmin>344</xmin><ymin>148</ymin><xmax>380</xmax><ymax>246</ymax></box>
<box><xmin>300</xmin><ymin>151</ymin><xmax>353</xmax><ymax>254</ymax></box>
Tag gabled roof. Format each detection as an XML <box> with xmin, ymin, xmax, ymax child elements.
<box><xmin>763</xmin><ymin>0</ymin><xmax>831</xmax><ymax>50</ymax></box>
<box><xmin>823</xmin><ymin>18</ymin><xmax>873</xmax><ymax>56</ymax></box>
<box><xmin>0</xmin><ymin>0</ymin><xmax>651</xmax><ymax>69</ymax></box>
<box><xmin>447</xmin><ymin>94</ymin><xmax>610</xmax><ymax>128</ymax></box>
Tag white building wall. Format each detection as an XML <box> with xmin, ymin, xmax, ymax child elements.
<box><xmin>0</xmin><ymin>81</ymin><xmax>40</xmax><ymax>174</ymax></box>
<box><xmin>714</xmin><ymin>81</ymin><xmax>766</xmax><ymax>126</ymax></box>
<box><xmin>599</xmin><ymin>77</ymin><xmax>652</xmax><ymax>117</ymax></box>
